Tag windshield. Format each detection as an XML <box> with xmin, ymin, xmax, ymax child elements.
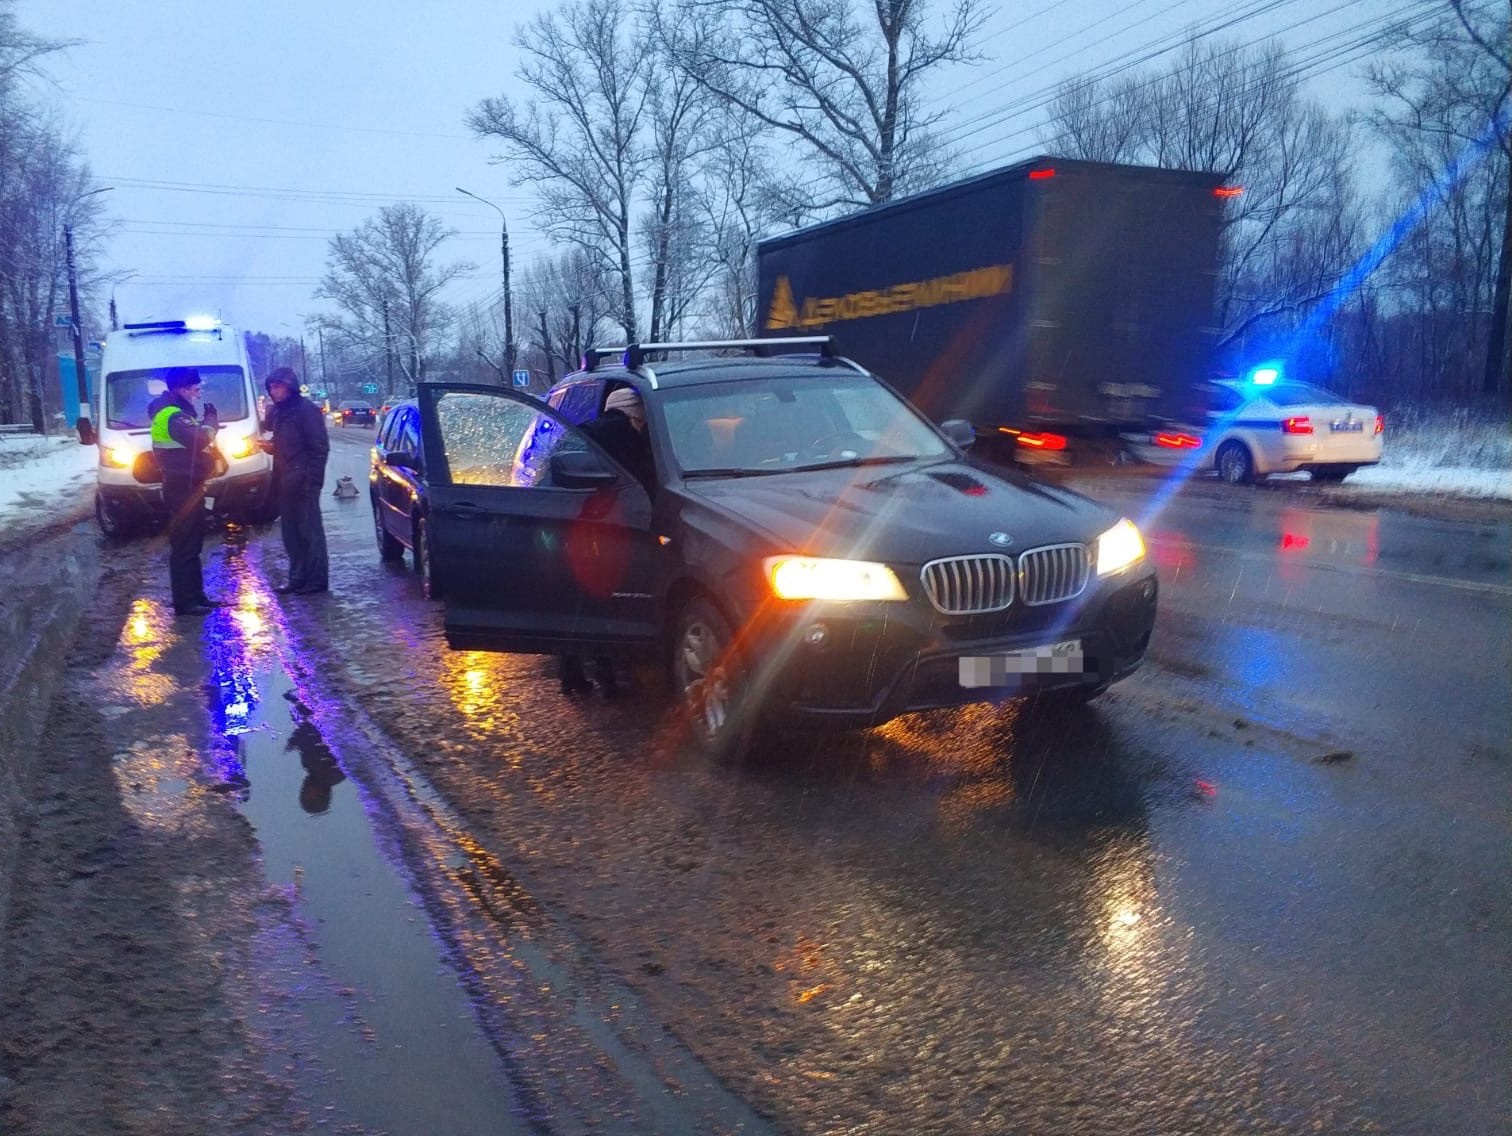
<box><xmin>660</xmin><ymin>373</ymin><xmax>951</xmax><ymax>474</ymax></box>
<box><xmin>104</xmin><ymin>365</ymin><xmax>250</xmax><ymax>429</ymax></box>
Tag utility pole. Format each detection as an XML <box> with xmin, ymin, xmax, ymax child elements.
<box><xmin>457</xmin><ymin>187</ymin><xmax>515</xmax><ymax>376</ymax></box>
<box><xmin>317</xmin><ymin>325</ymin><xmax>329</xmax><ymax>390</ymax></box>
<box><xmin>381</xmin><ymin>298</ymin><xmax>396</xmax><ymax>393</ymax></box>
<box><xmin>63</xmin><ymin>186</ymin><xmax>113</xmax><ymax>443</ymax></box>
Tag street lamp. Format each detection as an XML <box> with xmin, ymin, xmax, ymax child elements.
<box><xmin>456</xmin><ymin>186</ymin><xmax>515</xmax><ymax>380</ymax></box>
<box><xmin>64</xmin><ymin>185</ymin><xmax>113</xmax><ymax>445</ymax></box>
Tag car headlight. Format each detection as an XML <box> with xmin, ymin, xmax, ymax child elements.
<box><xmin>102</xmin><ymin>446</ymin><xmax>137</xmax><ymax>468</ymax></box>
<box><xmin>763</xmin><ymin>556</ymin><xmax>907</xmax><ymax>601</ymax></box>
<box><xmin>1095</xmin><ymin>518</ymin><xmax>1146</xmax><ymax>576</ymax></box>
<box><xmin>223</xmin><ymin>433</ymin><xmax>257</xmax><ymax>459</ymax></box>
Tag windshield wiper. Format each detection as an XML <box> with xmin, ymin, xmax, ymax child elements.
<box><xmin>681</xmin><ymin>466</ymin><xmax>787</xmax><ymax>479</ymax></box>
<box><xmin>787</xmin><ymin>455</ymin><xmax>920</xmax><ymax>473</ymax></box>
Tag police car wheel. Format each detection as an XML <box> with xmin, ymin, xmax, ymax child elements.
<box><xmin>1216</xmin><ymin>441</ymin><xmax>1255</xmax><ymax>485</ymax></box>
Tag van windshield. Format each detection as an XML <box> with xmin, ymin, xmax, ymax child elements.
<box><xmin>105</xmin><ymin>366</ymin><xmax>251</xmax><ymax>429</ymax></box>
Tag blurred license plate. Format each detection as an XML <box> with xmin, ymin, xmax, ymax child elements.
<box><xmin>959</xmin><ymin>639</ymin><xmax>1083</xmax><ymax>687</ymax></box>
<box><xmin>1330</xmin><ymin>420</ymin><xmax>1363</xmax><ymax>432</ymax></box>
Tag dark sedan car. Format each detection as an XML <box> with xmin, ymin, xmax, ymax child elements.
<box><xmin>338</xmin><ymin>400</ymin><xmax>377</xmax><ymax>427</ymax></box>
<box><xmin>368</xmin><ymin>399</ymin><xmax>445</xmax><ymax>597</ymax></box>
<box><xmin>410</xmin><ymin>338</ymin><xmax>1157</xmax><ymax>762</ymax></box>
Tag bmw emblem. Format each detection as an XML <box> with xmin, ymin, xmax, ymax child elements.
<box><xmin>988</xmin><ymin>531</ymin><xmax>1013</xmax><ymax>547</ymax></box>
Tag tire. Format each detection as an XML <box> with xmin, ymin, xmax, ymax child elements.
<box><xmin>413</xmin><ymin>513</ymin><xmax>443</xmax><ymax>600</ymax></box>
<box><xmin>95</xmin><ymin>493</ymin><xmax>133</xmax><ymax>542</ymax></box>
<box><xmin>1216</xmin><ymin>440</ymin><xmax>1255</xmax><ymax>485</ymax></box>
<box><xmin>1311</xmin><ymin>464</ymin><xmax>1356</xmax><ymax>483</ymax></box>
<box><xmin>374</xmin><ymin>498</ymin><xmax>404</xmax><ymax>561</ymax></box>
<box><xmin>671</xmin><ymin>596</ymin><xmax>756</xmax><ymax>766</ymax></box>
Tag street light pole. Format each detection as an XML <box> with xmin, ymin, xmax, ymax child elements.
<box><xmin>64</xmin><ymin>185</ymin><xmax>113</xmax><ymax>445</ymax></box>
<box><xmin>456</xmin><ymin>187</ymin><xmax>515</xmax><ymax>380</ymax></box>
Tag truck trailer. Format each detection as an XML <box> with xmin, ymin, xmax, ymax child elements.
<box><xmin>756</xmin><ymin>156</ymin><xmax>1230</xmax><ymax>462</ymax></box>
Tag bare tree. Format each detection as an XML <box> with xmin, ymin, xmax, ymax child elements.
<box><xmin>1368</xmin><ymin>0</ymin><xmax>1510</xmax><ymax>399</ymax></box>
<box><xmin>656</xmin><ymin>0</ymin><xmax>987</xmax><ymax>215</ymax></box>
<box><xmin>1044</xmin><ymin>36</ymin><xmax>1362</xmax><ymax>364</ymax></box>
<box><xmin>515</xmin><ymin>249</ymin><xmax>618</xmax><ymax>382</ymax></box>
<box><xmin>314</xmin><ymin>203</ymin><xmax>472</xmax><ymax>388</ymax></box>
<box><xmin>467</xmin><ymin>0</ymin><xmax>650</xmax><ymax>339</ymax></box>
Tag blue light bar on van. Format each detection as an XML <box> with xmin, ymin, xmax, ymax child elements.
<box><xmin>122</xmin><ymin>318</ymin><xmax>223</xmax><ymax>337</ymax></box>
<box><xmin>1245</xmin><ymin>361</ymin><xmax>1283</xmax><ymax>385</ymax></box>
<box><xmin>183</xmin><ymin>315</ymin><xmax>219</xmax><ymax>331</ymax></box>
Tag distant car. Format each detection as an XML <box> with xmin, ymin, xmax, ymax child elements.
<box><xmin>401</xmin><ymin>337</ymin><xmax>1158</xmax><ymax>764</ymax></box>
<box><xmin>368</xmin><ymin>400</ymin><xmax>442</xmax><ymax>597</ymax></box>
<box><xmin>337</xmin><ymin>401</ymin><xmax>376</xmax><ymax>428</ymax></box>
<box><xmin>1121</xmin><ymin>377</ymin><xmax>1383</xmax><ymax>484</ymax></box>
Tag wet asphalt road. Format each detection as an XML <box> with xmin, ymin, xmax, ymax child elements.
<box><xmin>102</xmin><ymin>433</ymin><xmax>1512</xmax><ymax>1133</ymax></box>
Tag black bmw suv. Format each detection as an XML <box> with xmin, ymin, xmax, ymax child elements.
<box><xmin>410</xmin><ymin>338</ymin><xmax>1157</xmax><ymax>762</ymax></box>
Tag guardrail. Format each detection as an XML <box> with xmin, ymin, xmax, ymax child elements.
<box><xmin>0</xmin><ymin>423</ymin><xmax>37</xmax><ymax>436</ymax></box>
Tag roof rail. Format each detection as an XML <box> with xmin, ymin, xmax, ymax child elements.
<box><xmin>615</xmin><ymin>336</ymin><xmax>834</xmax><ymax>370</ymax></box>
<box><xmin>580</xmin><ymin>344</ymin><xmax>630</xmax><ymax>372</ymax></box>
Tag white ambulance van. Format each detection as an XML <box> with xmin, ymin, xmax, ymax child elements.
<box><xmin>92</xmin><ymin>318</ymin><xmax>275</xmax><ymax>537</ymax></box>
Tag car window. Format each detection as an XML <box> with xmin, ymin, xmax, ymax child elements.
<box><xmin>434</xmin><ymin>390</ymin><xmax>588</xmax><ymax>488</ymax></box>
<box><xmin>1259</xmin><ymin>382</ymin><xmax>1348</xmax><ymax>408</ymax></box>
<box><xmin>1204</xmin><ymin>385</ymin><xmax>1245</xmax><ymax>415</ymax></box>
<box><xmin>659</xmin><ymin>373</ymin><xmax>950</xmax><ymax>472</ymax></box>
<box><xmin>550</xmin><ymin>381</ymin><xmax>602</xmax><ymax>426</ymax></box>
<box><xmin>377</xmin><ymin>409</ymin><xmax>397</xmax><ymax>448</ymax></box>
<box><xmin>398</xmin><ymin>407</ymin><xmax>421</xmax><ymax>456</ymax></box>
<box><xmin>105</xmin><ymin>365</ymin><xmax>250</xmax><ymax>428</ymax></box>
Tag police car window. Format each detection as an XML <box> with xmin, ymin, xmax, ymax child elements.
<box><xmin>434</xmin><ymin>391</ymin><xmax>586</xmax><ymax>487</ymax></box>
<box><xmin>105</xmin><ymin>365</ymin><xmax>249</xmax><ymax>429</ymax></box>
<box><xmin>554</xmin><ymin>382</ymin><xmax>601</xmax><ymax>426</ymax></box>
<box><xmin>1263</xmin><ymin>382</ymin><xmax>1348</xmax><ymax>407</ymax></box>
<box><xmin>1205</xmin><ymin>386</ymin><xmax>1244</xmax><ymax>414</ymax></box>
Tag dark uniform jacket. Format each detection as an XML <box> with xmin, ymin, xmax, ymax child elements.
<box><xmin>579</xmin><ymin>409</ymin><xmax>655</xmax><ymax>496</ymax></box>
<box><xmin>264</xmin><ymin>392</ymin><xmax>331</xmax><ymax>493</ymax></box>
<box><xmin>147</xmin><ymin>390</ymin><xmax>216</xmax><ymax>481</ymax></box>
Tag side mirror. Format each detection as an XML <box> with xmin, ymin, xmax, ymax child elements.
<box><xmin>940</xmin><ymin>418</ymin><xmax>975</xmax><ymax>450</ymax></box>
<box><xmin>77</xmin><ymin>418</ymin><xmax>96</xmax><ymax>447</ymax></box>
<box><xmin>550</xmin><ymin>448</ymin><xmax>618</xmax><ymax>489</ymax></box>
<box><xmin>384</xmin><ymin>450</ymin><xmax>418</xmax><ymax>471</ymax></box>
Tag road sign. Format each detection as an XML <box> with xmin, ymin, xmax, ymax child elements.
<box><xmin>512</xmin><ymin>369</ymin><xmax>530</xmax><ymax>388</ymax></box>
<box><xmin>53</xmin><ymin>313</ymin><xmax>73</xmax><ymax>328</ymax></box>
<box><xmin>362</xmin><ymin>382</ymin><xmax>379</xmax><ymax>394</ymax></box>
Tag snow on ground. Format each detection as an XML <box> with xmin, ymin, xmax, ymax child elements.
<box><xmin>0</xmin><ymin>434</ymin><xmax>97</xmax><ymax>529</ymax></box>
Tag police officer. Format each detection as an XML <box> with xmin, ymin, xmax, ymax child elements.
<box><xmin>148</xmin><ymin>366</ymin><xmax>223</xmax><ymax>616</ymax></box>
<box><xmin>260</xmin><ymin>367</ymin><xmax>330</xmax><ymax>595</ymax></box>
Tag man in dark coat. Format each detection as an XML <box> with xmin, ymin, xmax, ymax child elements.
<box><xmin>260</xmin><ymin>367</ymin><xmax>330</xmax><ymax>595</ymax></box>
<box><xmin>560</xmin><ymin>385</ymin><xmax>656</xmax><ymax>696</ymax></box>
<box><xmin>149</xmin><ymin>366</ymin><xmax>223</xmax><ymax>616</ymax></box>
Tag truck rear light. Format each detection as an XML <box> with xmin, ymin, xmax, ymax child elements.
<box><xmin>1214</xmin><ymin>186</ymin><xmax>1243</xmax><ymax>198</ymax></box>
<box><xmin>1017</xmin><ymin>431</ymin><xmax>1067</xmax><ymax>450</ymax></box>
<box><xmin>1028</xmin><ymin>168</ymin><xmax>1056</xmax><ymax>181</ymax></box>
<box><xmin>1282</xmin><ymin>416</ymin><xmax>1313</xmax><ymax>435</ymax></box>
<box><xmin>1374</xmin><ymin>415</ymin><xmax>1384</xmax><ymax>435</ymax></box>
<box><xmin>1154</xmin><ymin>432</ymin><xmax>1202</xmax><ymax>449</ymax></box>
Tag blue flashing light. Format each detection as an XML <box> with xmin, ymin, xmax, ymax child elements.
<box><xmin>1246</xmin><ymin>361</ymin><xmax>1283</xmax><ymax>385</ymax></box>
<box><xmin>183</xmin><ymin>315</ymin><xmax>219</xmax><ymax>331</ymax></box>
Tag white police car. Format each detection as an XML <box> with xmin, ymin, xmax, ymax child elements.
<box><xmin>1122</xmin><ymin>367</ymin><xmax>1384</xmax><ymax>484</ymax></box>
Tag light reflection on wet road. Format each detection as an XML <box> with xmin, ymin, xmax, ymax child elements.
<box><xmin>155</xmin><ymin>435</ymin><xmax>1512</xmax><ymax>1134</ymax></box>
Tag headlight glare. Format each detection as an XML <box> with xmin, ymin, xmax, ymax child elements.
<box><xmin>1096</xmin><ymin>518</ymin><xmax>1146</xmax><ymax>576</ymax></box>
<box><xmin>763</xmin><ymin>556</ymin><xmax>906</xmax><ymax>602</ymax></box>
<box><xmin>103</xmin><ymin>446</ymin><xmax>136</xmax><ymax>468</ymax></box>
<box><xmin>224</xmin><ymin>433</ymin><xmax>257</xmax><ymax>459</ymax></box>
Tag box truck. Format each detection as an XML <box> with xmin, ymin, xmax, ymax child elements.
<box><xmin>756</xmin><ymin>156</ymin><xmax>1230</xmax><ymax>463</ymax></box>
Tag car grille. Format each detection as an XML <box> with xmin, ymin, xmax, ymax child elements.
<box><xmin>1018</xmin><ymin>543</ymin><xmax>1091</xmax><ymax>606</ymax></box>
<box><xmin>920</xmin><ymin>554</ymin><xmax>1015</xmax><ymax>615</ymax></box>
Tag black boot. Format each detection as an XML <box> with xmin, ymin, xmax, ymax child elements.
<box><xmin>559</xmin><ymin>655</ymin><xmax>592</xmax><ymax>695</ymax></box>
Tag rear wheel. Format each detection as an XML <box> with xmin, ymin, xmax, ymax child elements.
<box><xmin>374</xmin><ymin>498</ymin><xmax>404</xmax><ymax>560</ymax></box>
<box><xmin>1216</xmin><ymin>440</ymin><xmax>1255</xmax><ymax>485</ymax></box>
<box><xmin>671</xmin><ymin>596</ymin><xmax>756</xmax><ymax>766</ymax></box>
<box><xmin>1311</xmin><ymin>464</ymin><xmax>1357</xmax><ymax>483</ymax></box>
<box><xmin>413</xmin><ymin>513</ymin><xmax>443</xmax><ymax>599</ymax></box>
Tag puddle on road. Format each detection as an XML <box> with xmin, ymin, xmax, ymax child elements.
<box><xmin>194</xmin><ymin>571</ymin><xmax>533</xmax><ymax>1135</ymax></box>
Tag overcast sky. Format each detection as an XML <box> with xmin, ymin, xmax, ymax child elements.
<box><xmin>17</xmin><ymin>0</ymin><xmax>1402</xmax><ymax>342</ymax></box>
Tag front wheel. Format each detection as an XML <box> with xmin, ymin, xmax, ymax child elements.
<box><xmin>95</xmin><ymin>493</ymin><xmax>134</xmax><ymax>542</ymax></box>
<box><xmin>413</xmin><ymin>513</ymin><xmax>443</xmax><ymax>600</ymax></box>
<box><xmin>1216</xmin><ymin>440</ymin><xmax>1255</xmax><ymax>485</ymax></box>
<box><xmin>671</xmin><ymin>596</ymin><xmax>756</xmax><ymax>766</ymax></box>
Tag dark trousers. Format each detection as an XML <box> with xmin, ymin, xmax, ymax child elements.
<box><xmin>279</xmin><ymin>475</ymin><xmax>328</xmax><ymax>591</ymax></box>
<box><xmin>162</xmin><ymin>475</ymin><xmax>207</xmax><ymax>611</ymax></box>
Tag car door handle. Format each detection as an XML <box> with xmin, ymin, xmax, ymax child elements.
<box><xmin>441</xmin><ymin>502</ymin><xmax>490</xmax><ymax>520</ymax></box>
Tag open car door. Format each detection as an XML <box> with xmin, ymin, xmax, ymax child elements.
<box><xmin>414</xmin><ymin>383</ymin><xmax>658</xmax><ymax>655</ymax></box>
